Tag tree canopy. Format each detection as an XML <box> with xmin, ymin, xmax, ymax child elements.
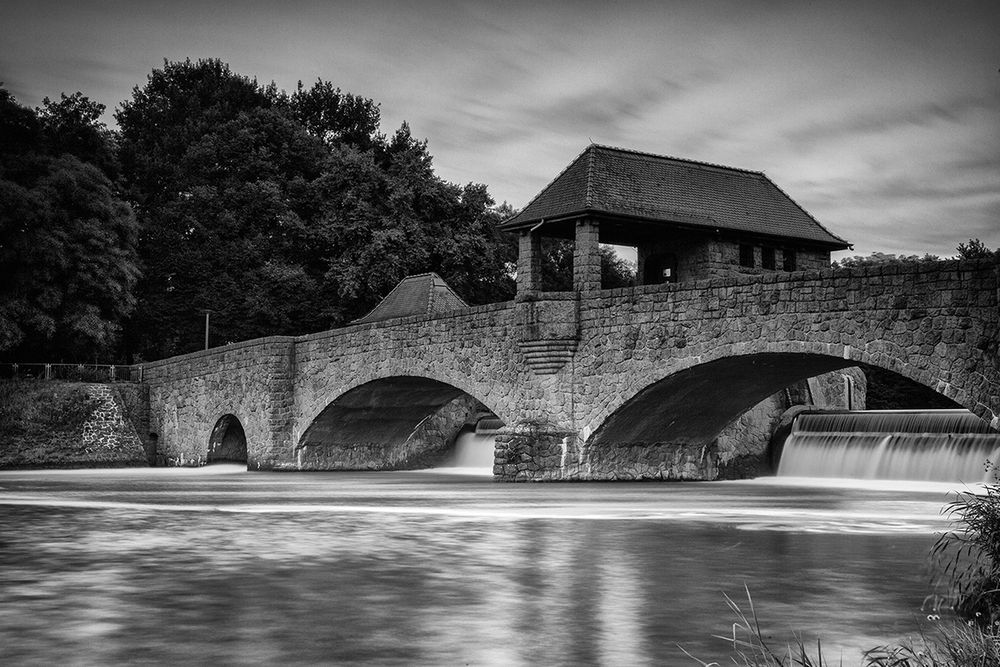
<box><xmin>115</xmin><ymin>59</ymin><xmax>516</xmax><ymax>359</ymax></box>
<box><xmin>0</xmin><ymin>87</ymin><xmax>138</xmax><ymax>361</ymax></box>
<box><xmin>833</xmin><ymin>239</ymin><xmax>997</xmax><ymax>268</ymax></box>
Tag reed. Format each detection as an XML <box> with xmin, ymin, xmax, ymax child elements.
<box><xmin>680</xmin><ymin>585</ymin><xmax>838</xmax><ymax>667</ymax></box>
<box><xmin>930</xmin><ymin>482</ymin><xmax>1000</xmax><ymax>627</ymax></box>
<box><xmin>688</xmin><ymin>479</ymin><xmax>1000</xmax><ymax>666</ymax></box>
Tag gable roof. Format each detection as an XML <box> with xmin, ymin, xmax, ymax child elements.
<box><xmin>500</xmin><ymin>144</ymin><xmax>849</xmax><ymax>248</ymax></box>
<box><xmin>352</xmin><ymin>273</ymin><xmax>468</xmax><ymax>324</ymax></box>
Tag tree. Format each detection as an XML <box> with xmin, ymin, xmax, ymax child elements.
<box><xmin>957</xmin><ymin>238</ymin><xmax>996</xmax><ymax>260</ymax></box>
<box><xmin>287</xmin><ymin>79</ymin><xmax>381</xmax><ymax>151</ymax></box>
<box><xmin>116</xmin><ymin>62</ymin><xmax>331</xmax><ymax>356</ymax></box>
<box><xmin>116</xmin><ymin>59</ymin><xmax>517</xmax><ymax>359</ymax></box>
<box><xmin>0</xmin><ymin>87</ymin><xmax>138</xmax><ymax>361</ymax></box>
<box><xmin>37</xmin><ymin>92</ymin><xmax>118</xmax><ymax>179</ymax></box>
<box><xmin>538</xmin><ymin>239</ymin><xmax>636</xmax><ymax>290</ymax></box>
<box><xmin>833</xmin><ymin>251</ymin><xmax>940</xmax><ymax>268</ymax></box>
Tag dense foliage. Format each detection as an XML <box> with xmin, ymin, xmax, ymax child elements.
<box><xmin>115</xmin><ymin>59</ymin><xmax>517</xmax><ymax>359</ymax></box>
<box><xmin>0</xmin><ymin>88</ymin><xmax>139</xmax><ymax>361</ymax></box>
<box><xmin>538</xmin><ymin>237</ymin><xmax>636</xmax><ymax>291</ymax></box>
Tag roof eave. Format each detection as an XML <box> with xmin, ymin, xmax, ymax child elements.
<box><xmin>500</xmin><ymin>208</ymin><xmax>849</xmax><ymax>249</ymax></box>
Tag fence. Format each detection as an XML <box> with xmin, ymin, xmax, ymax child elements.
<box><xmin>0</xmin><ymin>363</ymin><xmax>143</xmax><ymax>383</ymax></box>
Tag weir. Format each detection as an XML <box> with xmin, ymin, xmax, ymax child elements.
<box><xmin>777</xmin><ymin>410</ymin><xmax>1000</xmax><ymax>483</ymax></box>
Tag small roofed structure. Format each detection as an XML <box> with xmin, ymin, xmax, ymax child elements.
<box><xmin>352</xmin><ymin>273</ymin><xmax>468</xmax><ymax>324</ymax></box>
<box><xmin>501</xmin><ymin>144</ymin><xmax>850</xmax><ymax>292</ymax></box>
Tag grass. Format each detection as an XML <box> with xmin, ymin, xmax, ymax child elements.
<box><xmin>680</xmin><ymin>585</ymin><xmax>838</xmax><ymax>667</ymax></box>
<box><xmin>684</xmin><ymin>586</ymin><xmax>1000</xmax><ymax>667</ymax></box>
<box><xmin>686</xmin><ymin>480</ymin><xmax>1000</xmax><ymax>666</ymax></box>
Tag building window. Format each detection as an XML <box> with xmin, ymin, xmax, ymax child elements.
<box><xmin>783</xmin><ymin>249</ymin><xmax>797</xmax><ymax>271</ymax></box>
<box><xmin>642</xmin><ymin>252</ymin><xmax>677</xmax><ymax>285</ymax></box>
<box><xmin>739</xmin><ymin>244</ymin><xmax>754</xmax><ymax>267</ymax></box>
<box><xmin>761</xmin><ymin>247</ymin><xmax>776</xmax><ymax>270</ymax></box>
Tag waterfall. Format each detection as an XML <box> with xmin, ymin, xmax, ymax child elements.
<box><xmin>777</xmin><ymin>410</ymin><xmax>1000</xmax><ymax>483</ymax></box>
<box><xmin>440</xmin><ymin>420</ymin><xmax>501</xmax><ymax>471</ymax></box>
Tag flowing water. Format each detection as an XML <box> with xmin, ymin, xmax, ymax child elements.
<box><xmin>778</xmin><ymin>410</ymin><xmax>1000</xmax><ymax>482</ymax></box>
<box><xmin>0</xmin><ymin>467</ymin><xmax>962</xmax><ymax>666</ymax></box>
<box><xmin>2</xmin><ymin>409</ymin><xmax>997</xmax><ymax>665</ymax></box>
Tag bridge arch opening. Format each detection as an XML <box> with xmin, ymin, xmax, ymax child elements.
<box><xmin>208</xmin><ymin>414</ymin><xmax>247</xmax><ymax>464</ymax></box>
<box><xmin>589</xmin><ymin>353</ymin><xmax>855</xmax><ymax>449</ymax></box>
<box><xmin>585</xmin><ymin>352</ymin><xmax>992</xmax><ymax>480</ymax></box>
<box><xmin>297</xmin><ymin>376</ymin><xmax>504</xmax><ymax>471</ymax></box>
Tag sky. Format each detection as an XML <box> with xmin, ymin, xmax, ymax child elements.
<box><xmin>2</xmin><ymin>0</ymin><xmax>998</xmax><ymax>260</ymax></box>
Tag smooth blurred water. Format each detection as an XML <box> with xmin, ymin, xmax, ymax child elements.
<box><xmin>778</xmin><ymin>409</ymin><xmax>1000</xmax><ymax>482</ymax></box>
<box><xmin>0</xmin><ymin>467</ymin><xmax>961</xmax><ymax>665</ymax></box>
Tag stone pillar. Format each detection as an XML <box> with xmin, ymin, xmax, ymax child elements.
<box><xmin>573</xmin><ymin>218</ymin><xmax>601</xmax><ymax>292</ymax></box>
<box><xmin>517</xmin><ymin>231</ymin><xmax>543</xmax><ymax>295</ymax></box>
<box><xmin>493</xmin><ymin>421</ymin><xmax>581</xmax><ymax>481</ymax></box>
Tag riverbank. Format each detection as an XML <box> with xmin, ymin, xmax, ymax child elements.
<box><xmin>0</xmin><ymin>380</ymin><xmax>149</xmax><ymax>468</ymax></box>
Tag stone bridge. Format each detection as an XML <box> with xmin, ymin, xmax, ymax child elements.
<box><xmin>141</xmin><ymin>258</ymin><xmax>1000</xmax><ymax>481</ymax></box>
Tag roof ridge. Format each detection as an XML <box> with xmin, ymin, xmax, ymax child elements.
<box><xmin>500</xmin><ymin>146</ymin><xmax>593</xmax><ymax>226</ymax></box>
<box><xmin>425</xmin><ymin>273</ymin><xmax>435</xmax><ymax>315</ymax></box>
<box><xmin>584</xmin><ymin>143</ymin><xmax>597</xmax><ymax>209</ymax></box>
<box><xmin>758</xmin><ymin>173</ymin><xmax>851</xmax><ymax>247</ymax></box>
<box><xmin>590</xmin><ymin>143</ymin><xmax>764</xmax><ymax>176</ymax></box>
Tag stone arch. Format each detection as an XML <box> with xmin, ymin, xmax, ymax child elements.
<box><xmin>584</xmin><ymin>336</ymin><xmax>998</xmax><ymax>443</ymax></box>
<box><xmin>577</xmin><ymin>336</ymin><xmax>998</xmax><ymax>480</ymax></box>
<box><xmin>295</xmin><ymin>375</ymin><xmax>507</xmax><ymax>471</ymax></box>
<box><xmin>588</xmin><ymin>353</ymin><xmax>854</xmax><ymax>449</ymax></box>
<box><xmin>208</xmin><ymin>414</ymin><xmax>248</xmax><ymax>464</ymax></box>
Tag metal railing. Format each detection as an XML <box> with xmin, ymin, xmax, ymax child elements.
<box><xmin>0</xmin><ymin>363</ymin><xmax>143</xmax><ymax>383</ymax></box>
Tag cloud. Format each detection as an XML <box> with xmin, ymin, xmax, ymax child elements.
<box><xmin>2</xmin><ymin>0</ymin><xmax>998</xmax><ymax>257</ymax></box>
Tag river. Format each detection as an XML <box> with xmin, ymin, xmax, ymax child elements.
<box><xmin>0</xmin><ymin>466</ymin><xmax>961</xmax><ymax>665</ymax></box>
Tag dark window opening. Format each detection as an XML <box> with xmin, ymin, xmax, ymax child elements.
<box><xmin>643</xmin><ymin>252</ymin><xmax>677</xmax><ymax>285</ymax></box>
<box><xmin>761</xmin><ymin>247</ymin><xmax>776</xmax><ymax>270</ymax></box>
<box><xmin>783</xmin><ymin>249</ymin><xmax>797</xmax><ymax>271</ymax></box>
<box><xmin>739</xmin><ymin>244</ymin><xmax>754</xmax><ymax>268</ymax></box>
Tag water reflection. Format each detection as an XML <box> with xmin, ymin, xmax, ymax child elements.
<box><xmin>0</xmin><ymin>469</ymin><xmax>953</xmax><ymax>665</ymax></box>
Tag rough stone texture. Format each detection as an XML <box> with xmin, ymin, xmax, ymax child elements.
<box><xmin>573</xmin><ymin>219</ymin><xmax>601</xmax><ymax>292</ymax></box>
<box><xmin>493</xmin><ymin>422</ymin><xmax>578</xmax><ymax>481</ymax></box>
<box><xmin>207</xmin><ymin>414</ymin><xmax>247</xmax><ymax>462</ymax></box>
<box><xmin>517</xmin><ymin>231</ymin><xmax>542</xmax><ymax>293</ymax></box>
<box><xmin>140</xmin><ymin>258</ymin><xmax>999</xmax><ymax>481</ymax></box>
<box><xmin>713</xmin><ymin>368</ymin><xmax>869</xmax><ymax>478</ymax></box>
<box><xmin>0</xmin><ymin>381</ymin><xmax>147</xmax><ymax>468</ymax></box>
<box><xmin>294</xmin><ymin>394</ymin><xmax>480</xmax><ymax>470</ymax></box>
<box><xmin>110</xmin><ymin>382</ymin><xmax>153</xmax><ymax>464</ymax></box>
<box><xmin>80</xmin><ymin>385</ymin><xmax>148</xmax><ymax>463</ymax></box>
<box><xmin>142</xmin><ymin>336</ymin><xmax>295</xmax><ymax>468</ymax></box>
<box><xmin>636</xmin><ymin>234</ymin><xmax>830</xmax><ymax>284</ymax></box>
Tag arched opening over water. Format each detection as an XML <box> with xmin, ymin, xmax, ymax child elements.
<box><xmin>584</xmin><ymin>351</ymin><xmax>1000</xmax><ymax>481</ymax></box>
<box><xmin>585</xmin><ymin>351</ymin><xmax>997</xmax><ymax>482</ymax></box>
<box><xmin>298</xmin><ymin>376</ymin><xmax>504</xmax><ymax>471</ymax></box>
<box><xmin>589</xmin><ymin>353</ymin><xmax>857</xmax><ymax>450</ymax></box>
<box><xmin>207</xmin><ymin>414</ymin><xmax>247</xmax><ymax>464</ymax></box>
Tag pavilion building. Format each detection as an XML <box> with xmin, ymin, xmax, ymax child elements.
<box><xmin>499</xmin><ymin>144</ymin><xmax>851</xmax><ymax>293</ymax></box>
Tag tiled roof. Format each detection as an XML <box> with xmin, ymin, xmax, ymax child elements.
<box><xmin>500</xmin><ymin>144</ymin><xmax>849</xmax><ymax>248</ymax></box>
<box><xmin>352</xmin><ymin>273</ymin><xmax>468</xmax><ymax>324</ymax></box>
